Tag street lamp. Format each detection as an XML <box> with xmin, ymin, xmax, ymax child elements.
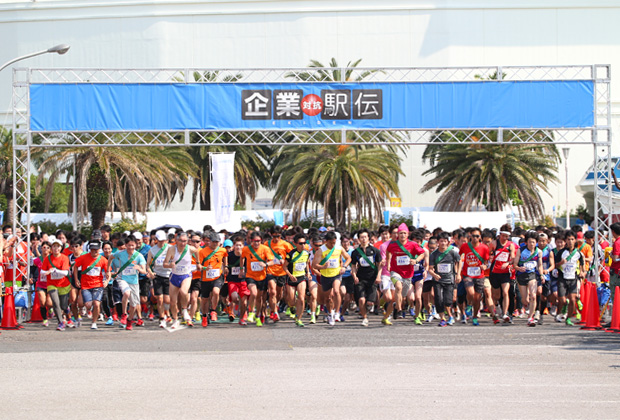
<box><xmin>0</xmin><ymin>44</ymin><xmax>70</xmax><ymax>73</ymax></box>
<box><xmin>562</xmin><ymin>147</ymin><xmax>570</xmax><ymax>228</ymax></box>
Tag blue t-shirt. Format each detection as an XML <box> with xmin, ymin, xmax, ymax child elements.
<box><xmin>137</xmin><ymin>243</ymin><xmax>151</xmax><ymax>280</ymax></box>
<box><xmin>111</xmin><ymin>250</ymin><xmax>146</xmax><ymax>285</ymax></box>
<box><xmin>342</xmin><ymin>248</ymin><xmax>353</xmax><ymax>278</ymax></box>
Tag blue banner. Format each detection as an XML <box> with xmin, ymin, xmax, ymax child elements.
<box><xmin>30</xmin><ymin>81</ymin><xmax>594</xmax><ymax>131</ymax></box>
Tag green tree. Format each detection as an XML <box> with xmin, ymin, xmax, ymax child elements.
<box><xmin>30</xmin><ymin>174</ymin><xmax>71</xmax><ymax>213</ymax></box>
<box><xmin>271</xmin><ymin>144</ymin><xmax>403</xmax><ymax>229</ymax></box>
<box><xmin>420</xmin><ymin>130</ymin><xmax>560</xmax><ymax>220</ymax></box>
<box><xmin>33</xmin><ymin>138</ymin><xmax>197</xmax><ymax>229</ymax></box>
<box><xmin>0</xmin><ymin>127</ymin><xmax>18</xmax><ymax>224</ymax></box>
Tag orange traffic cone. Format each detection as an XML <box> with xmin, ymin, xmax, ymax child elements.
<box><xmin>578</xmin><ymin>281</ymin><xmax>590</xmax><ymax>325</ymax></box>
<box><xmin>606</xmin><ymin>286</ymin><xmax>620</xmax><ymax>333</ymax></box>
<box><xmin>28</xmin><ymin>292</ymin><xmax>43</xmax><ymax>323</ymax></box>
<box><xmin>1</xmin><ymin>287</ymin><xmax>23</xmax><ymax>330</ymax></box>
<box><xmin>581</xmin><ymin>282</ymin><xmax>602</xmax><ymax>330</ymax></box>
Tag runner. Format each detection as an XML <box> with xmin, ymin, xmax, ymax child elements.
<box><xmin>227</xmin><ymin>236</ymin><xmax>250</xmax><ymax>326</ymax></box>
<box><xmin>198</xmin><ymin>231</ymin><xmax>228</xmax><ymax>327</ymax></box>
<box><xmin>312</xmin><ymin>231</ymin><xmax>351</xmax><ymax>326</ymax></box>
<box><xmin>284</xmin><ymin>233</ymin><xmax>311</xmax><ymax>327</ymax></box>
<box><xmin>68</xmin><ymin>237</ymin><xmax>84</xmax><ymax>327</ymax></box>
<box><xmin>513</xmin><ymin>231</ymin><xmax>543</xmax><ymax>327</ymax></box>
<box><xmin>536</xmin><ymin>233</ymin><xmax>555</xmax><ymax>325</ymax></box>
<box><xmin>41</xmin><ymin>238</ymin><xmax>71</xmax><ymax>331</ymax></box>
<box><xmin>385</xmin><ymin>224</ymin><xmax>425</xmax><ymax>326</ymax></box>
<box><xmin>32</xmin><ymin>241</ymin><xmax>52</xmax><ymax>327</ymax></box>
<box><xmin>307</xmin><ymin>236</ymin><xmax>324</xmax><ymax>324</ymax></box>
<box><xmin>146</xmin><ymin>230</ymin><xmax>172</xmax><ymax>328</ymax></box>
<box><xmin>457</xmin><ymin>227</ymin><xmax>490</xmax><ymax>326</ymax></box>
<box><xmin>162</xmin><ymin>232</ymin><xmax>201</xmax><ymax>329</ymax></box>
<box><xmin>490</xmin><ymin>227</ymin><xmax>517</xmax><ymax>324</ymax></box>
<box><xmin>555</xmin><ymin>230</ymin><xmax>585</xmax><ymax>326</ymax></box>
<box><xmin>111</xmin><ymin>235</ymin><xmax>148</xmax><ymax>331</ymax></box>
<box><xmin>339</xmin><ymin>235</ymin><xmax>354</xmax><ymax>322</ymax></box>
<box><xmin>406</xmin><ymin>228</ymin><xmax>429</xmax><ymax>324</ymax></box>
<box><xmin>101</xmin><ymin>241</ymin><xmax>116</xmax><ymax>326</ymax></box>
<box><xmin>428</xmin><ymin>232</ymin><xmax>460</xmax><ymax>326</ymax></box>
<box><xmin>134</xmin><ymin>233</ymin><xmax>152</xmax><ymax>321</ymax></box>
<box><xmin>350</xmin><ymin>228</ymin><xmax>382</xmax><ymax>327</ymax></box>
<box><xmin>265</xmin><ymin>225</ymin><xmax>294</xmax><ymax>323</ymax></box>
<box><xmin>422</xmin><ymin>237</ymin><xmax>438</xmax><ymax>322</ymax></box>
<box><xmin>241</xmin><ymin>231</ymin><xmax>275</xmax><ymax>327</ymax></box>
<box><xmin>188</xmin><ymin>232</ymin><xmax>203</xmax><ymax>324</ymax></box>
<box><xmin>73</xmin><ymin>240</ymin><xmax>110</xmax><ymax>329</ymax></box>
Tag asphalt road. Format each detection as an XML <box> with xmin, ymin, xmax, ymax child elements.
<box><xmin>1</xmin><ymin>314</ymin><xmax>619</xmax><ymax>419</ymax></box>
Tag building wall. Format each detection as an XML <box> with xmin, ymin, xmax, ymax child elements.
<box><xmin>0</xmin><ymin>0</ymin><xmax>618</xmax><ymax>217</ymax></box>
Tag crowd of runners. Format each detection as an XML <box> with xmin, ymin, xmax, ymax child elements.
<box><xmin>1</xmin><ymin>219</ymin><xmax>619</xmax><ymax>331</ymax></box>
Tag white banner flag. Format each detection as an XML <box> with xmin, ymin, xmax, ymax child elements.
<box><xmin>210</xmin><ymin>153</ymin><xmax>236</xmax><ymax>225</ymax></box>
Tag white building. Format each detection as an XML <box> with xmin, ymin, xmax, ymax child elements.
<box><xmin>1</xmin><ymin>0</ymin><xmax>618</xmax><ymax>219</ymax></box>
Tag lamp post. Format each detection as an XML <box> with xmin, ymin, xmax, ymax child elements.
<box><xmin>0</xmin><ymin>44</ymin><xmax>70</xmax><ymax>73</ymax></box>
<box><xmin>562</xmin><ymin>147</ymin><xmax>570</xmax><ymax>228</ymax></box>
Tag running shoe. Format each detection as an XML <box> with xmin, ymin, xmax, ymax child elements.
<box><xmin>195</xmin><ymin>312</ymin><xmax>201</xmax><ymax>322</ymax></box>
<box><xmin>397</xmin><ymin>311</ymin><xmax>405</xmax><ymax>319</ymax></box>
<box><xmin>527</xmin><ymin>317</ymin><xmax>536</xmax><ymax>327</ymax></box>
<box><xmin>285</xmin><ymin>307</ymin><xmax>292</xmax><ymax>317</ymax></box>
<box><xmin>66</xmin><ymin>320</ymin><xmax>76</xmax><ymax>328</ymax></box>
<box><xmin>493</xmin><ymin>316</ymin><xmax>500</xmax><ymax>325</ymax></box>
<box><xmin>295</xmin><ymin>320</ymin><xmax>305</xmax><ymax>327</ymax></box>
<box><xmin>91</xmin><ymin>323</ymin><xmax>98</xmax><ymax>330</ymax></box>
<box><xmin>361</xmin><ymin>318</ymin><xmax>369</xmax><ymax>327</ymax></box>
<box><xmin>315</xmin><ymin>306</ymin><xmax>321</xmax><ymax>316</ymax></box>
<box><xmin>335</xmin><ymin>312</ymin><xmax>342</xmax><ymax>322</ymax></box>
<box><xmin>438</xmin><ymin>320</ymin><xmax>447</xmax><ymax>327</ymax></box>
<box><xmin>159</xmin><ymin>318</ymin><xmax>167</xmax><ymax>328</ymax></box>
<box><xmin>247</xmin><ymin>312</ymin><xmax>256</xmax><ymax>323</ymax></box>
<box><xmin>270</xmin><ymin>312</ymin><xmax>280</xmax><ymax>323</ymax></box>
<box><xmin>186</xmin><ymin>319</ymin><xmax>194</xmax><ymax>327</ymax></box>
<box><xmin>170</xmin><ymin>320</ymin><xmax>180</xmax><ymax>329</ymax></box>
<box><xmin>465</xmin><ymin>305</ymin><xmax>473</xmax><ymax>318</ymax></box>
<box><xmin>575</xmin><ymin>313</ymin><xmax>582</xmax><ymax>322</ymax></box>
<box><xmin>229</xmin><ymin>314</ymin><xmax>235</xmax><ymax>322</ymax></box>
<box><xmin>42</xmin><ymin>319</ymin><xmax>49</xmax><ymax>327</ymax></box>
<box><xmin>433</xmin><ymin>311</ymin><xmax>440</xmax><ymax>320</ymax></box>
<box><xmin>381</xmin><ymin>317</ymin><xmax>392</xmax><ymax>326</ymax></box>
<box><xmin>534</xmin><ymin>310</ymin><xmax>541</xmax><ymax>321</ymax></box>
<box><xmin>202</xmin><ymin>317</ymin><xmax>208</xmax><ymax>328</ymax></box>
<box><xmin>555</xmin><ymin>314</ymin><xmax>565</xmax><ymax>322</ymax></box>
<box><xmin>210</xmin><ymin>311</ymin><xmax>218</xmax><ymax>322</ymax></box>
<box><xmin>447</xmin><ymin>316</ymin><xmax>455</xmax><ymax>326</ymax></box>
<box><xmin>409</xmin><ymin>308</ymin><xmax>416</xmax><ymax>317</ymax></box>
<box><xmin>415</xmin><ymin>316</ymin><xmax>423</xmax><ymax>325</ymax></box>
<box><xmin>328</xmin><ymin>315</ymin><xmax>336</xmax><ymax>326</ymax></box>
<box><xmin>565</xmin><ymin>318</ymin><xmax>574</xmax><ymax>326</ymax></box>
<box><xmin>120</xmin><ymin>313</ymin><xmax>128</xmax><ymax>326</ymax></box>
<box><xmin>461</xmin><ymin>316</ymin><xmax>467</xmax><ymax>325</ymax></box>
<box><xmin>503</xmin><ymin>314</ymin><xmax>511</xmax><ymax>323</ymax></box>
<box><xmin>112</xmin><ymin>313</ymin><xmax>119</xmax><ymax>322</ymax></box>
<box><xmin>260</xmin><ymin>314</ymin><xmax>266</xmax><ymax>325</ymax></box>
<box><xmin>309</xmin><ymin>314</ymin><xmax>316</xmax><ymax>324</ymax></box>
<box><xmin>126</xmin><ymin>320</ymin><xmax>134</xmax><ymax>331</ymax></box>
<box><xmin>106</xmin><ymin>317</ymin><xmax>114</xmax><ymax>326</ymax></box>
<box><xmin>56</xmin><ymin>322</ymin><xmax>65</xmax><ymax>331</ymax></box>
<box><xmin>426</xmin><ymin>314</ymin><xmax>433</xmax><ymax>323</ymax></box>
<box><xmin>577</xmin><ymin>299</ymin><xmax>583</xmax><ymax>311</ymax></box>
<box><xmin>136</xmin><ymin>319</ymin><xmax>145</xmax><ymax>327</ymax></box>
<box><xmin>239</xmin><ymin>319</ymin><xmax>247</xmax><ymax>326</ymax></box>
<box><xmin>472</xmin><ymin>318</ymin><xmax>479</xmax><ymax>326</ymax></box>
<box><xmin>256</xmin><ymin>318</ymin><xmax>263</xmax><ymax>327</ymax></box>
<box><xmin>148</xmin><ymin>313</ymin><xmax>155</xmax><ymax>321</ymax></box>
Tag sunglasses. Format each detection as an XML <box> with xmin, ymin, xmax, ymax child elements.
<box><xmin>252</xmin><ymin>239</ymin><xmax>262</xmax><ymax>243</ymax></box>
<box><xmin>272</xmin><ymin>235</ymin><xmax>281</xmax><ymax>238</ymax></box>
<box><xmin>297</xmin><ymin>241</ymin><xmax>307</xmax><ymax>245</ymax></box>
<box><xmin>471</xmin><ymin>235</ymin><xmax>480</xmax><ymax>238</ymax></box>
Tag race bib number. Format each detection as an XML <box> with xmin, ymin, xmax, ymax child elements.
<box><xmin>359</xmin><ymin>256</ymin><xmax>373</xmax><ymax>267</ymax></box>
<box><xmin>175</xmin><ymin>263</ymin><xmax>190</xmax><ymax>274</ymax></box>
<box><xmin>467</xmin><ymin>266</ymin><xmax>481</xmax><ymax>277</ymax></box>
<box><xmin>564</xmin><ymin>262</ymin><xmax>576</xmax><ymax>278</ymax></box>
<box><xmin>250</xmin><ymin>261</ymin><xmax>262</xmax><ymax>272</ymax></box>
<box><xmin>396</xmin><ymin>255</ymin><xmax>410</xmax><ymax>266</ymax></box>
<box><xmin>122</xmin><ymin>267</ymin><xmax>137</xmax><ymax>276</ymax></box>
<box><xmin>155</xmin><ymin>255</ymin><xmax>166</xmax><ymax>266</ymax></box>
<box><xmin>496</xmin><ymin>252</ymin><xmax>509</xmax><ymax>262</ymax></box>
<box><xmin>437</xmin><ymin>263</ymin><xmax>451</xmax><ymax>274</ymax></box>
<box><xmin>50</xmin><ymin>270</ymin><xmax>64</xmax><ymax>280</ymax></box>
<box><xmin>524</xmin><ymin>261</ymin><xmax>536</xmax><ymax>271</ymax></box>
<box><xmin>206</xmin><ymin>268</ymin><xmax>220</xmax><ymax>278</ymax></box>
<box><xmin>414</xmin><ymin>264</ymin><xmax>421</xmax><ymax>272</ymax></box>
<box><xmin>552</xmin><ymin>269</ymin><xmax>559</xmax><ymax>277</ymax></box>
<box><xmin>7</xmin><ymin>262</ymin><xmax>14</xmax><ymax>269</ymax></box>
<box><xmin>189</xmin><ymin>264</ymin><xmax>197</xmax><ymax>272</ymax></box>
<box><xmin>86</xmin><ymin>266</ymin><xmax>102</xmax><ymax>276</ymax></box>
<box><xmin>40</xmin><ymin>272</ymin><xmax>47</xmax><ymax>282</ymax></box>
<box><xmin>294</xmin><ymin>262</ymin><xmax>306</xmax><ymax>272</ymax></box>
<box><xmin>326</xmin><ymin>259</ymin><xmax>339</xmax><ymax>269</ymax></box>
<box><xmin>231</xmin><ymin>267</ymin><xmax>241</xmax><ymax>276</ymax></box>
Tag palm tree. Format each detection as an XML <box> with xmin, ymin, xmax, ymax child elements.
<box><xmin>271</xmin><ymin>143</ymin><xmax>403</xmax><ymax>229</ymax></box>
<box><xmin>420</xmin><ymin>130</ymin><xmax>560</xmax><ymax>220</ymax></box>
<box><xmin>0</xmin><ymin>127</ymin><xmax>17</xmax><ymax>224</ymax></box>
<box><xmin>33</xmin><ymin>138</ymin><xmax>197</xmax><ymax>228</ymax></box>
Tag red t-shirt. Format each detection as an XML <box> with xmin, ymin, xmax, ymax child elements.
<box><xmin>74</xmin><ymin>253</ymin><xmax>108</xmax><ymax>289</ymax></box>
<box><xmin>491</xmin><ymin>240</ymin><xmax>515</xmax><ymax>274</ymax></box>
<box><xmin>41</xmin><ymin>254</ymin><xmax>71</xmax><ymax>288</ymax></box>
<box><xmin>460</xmin><ymin>243</ymin><xmax>490</xmax><ymax>279</ymax></box>
<box><xmin>611</xmin><ymin>237</ymin><xmax>620</xmax><ymax>272</ymax></box>
<box><xmin>386</xmin><ymin>240</ymin><xmax>425</xmax><ymax>279</ymax></box>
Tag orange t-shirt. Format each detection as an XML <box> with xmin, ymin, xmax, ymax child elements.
<box><xmin>265</xmin><ymin>240</ymin><xmax>294</xmax><ymax>277</ymax></box>
<box><xmin>41</xmin><ymin>254</ymin><xmax>71</xmax><ymax>288</ymax></box>
<box><xmin>74</xmin><ymin>253</ymin><xmax>109</xmax><ymax>289</ymax></box>
<box><xmin>578</xmin><ymin>242</ymin><xmax>593</xmax><ymax>273</ymax></box>
<box><xmin>3</xmin><ymin>242</ymin><xmax>28</xmax><ymax>283</ymax></box>
<box><xmin>241</xmin><ymin>244</ymin><xmax>274</xmax><ymax>281</ymax></box>
<box><xmin>198</xmin><ymin>246</ymin><xmax>228</xmax><ymax>281</ymax></box>
<box><xmin>191</xmin><ymin>255</ymin><xmax>202</xmax><ymax>280</ymax></box>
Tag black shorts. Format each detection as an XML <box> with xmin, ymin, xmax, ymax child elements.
<box><xmin>341</xmin><ymin>276</ymin><xmax>354</xmax><ymax>294</ymax></box>
<box><xmin>247</xmin><ymin>278</ymin><xmax>268</xmax><ymax>292</ymax></box>
<box><xmin>267</xmin><ymin>275</ymin><xmax>287</xmax><ymax>287</ymax></box>
<box><xmin>70</xmin><ymin>274</ymin><xmax>81</xmax><ymax>290</ymax></box>
<box><xmin>220</xmin><ymin>282</ymin><xmax>229</xmax><ymax>298</ymax></box>
<box><xmin>153</xmin><ymin>275</ymin><xmax>170</xmax><ymax>296</ymax></box>
<box><xmin>139</xmin><ymin>278</ymin><xmax>152</xmax><ymax>297</ymax></box>
<box><xmin>354</xmin><ymin>281</ymin><xmax>377</xmax><ymax>303</ymax></box>
<box><xmin>321</xmin><ymin>275</ymin><xmax>341</xmax><ymax>292</ymax></box>
<box><xmin>288</xmin><ymin>276</ymin><xmax>305</xmax><ymax>288</ymax></box>
<box><xmin>541</xmin><ymin>281</ymin><xmax>551</xmax><ymax>297</ymax></box>
<box><xmin>558</xmin><ymin>278</ymin><xmax>578</xmax><ymax>297</ymax></box>
<box><xmin>490</xmin><ymin>272</ymin><xmax>512</xmax><ymax>289</ymax></box>
<box><xmin>516</xmin><ymin>272</ymin><xmax>536</xmax><ymax>286</ymax></box>
<box><xmin>189</xmin><ymin>278</ymin><xmax>201</xmax><ymax>293</ymax></box>
<box><xmin>200</xmin><ymin>277</ymin><xmax>224</xmax><ymax>298</ymax></box>
<box><xmin>422</xmin><ymin>280</ymin><xmax>435</xmax><ymax>293</ymax></box>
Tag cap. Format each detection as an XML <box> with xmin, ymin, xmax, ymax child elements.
<box><xmin>207</xmin><ymin>232</ymin><xmax>220</xmax><ymax>242</ymax></box>
<box><xmin>51</xmin><ymin>238</ymin><xmax>63</xmax><ymax>247</ymax></box>
<box><xmin>223</xmin><ymin>239</ymin><xmax>233</xmax><ymax>247</ymax></box>
<box><xmin>155</xmin><ymin>230</ymin><xmax>167</xmax><ymax>241</ymax></box>
<box><xmin>91</xmin><ymin>229</ymin><xmax>102</xmax><ymax>239</ymax></box>
<box><xmin>168</xmin><ymin>228</ymin><xmax>176</xmax><ymax>235</ymax></box>
<box><xmin>398</xmin><ymin>223</ymin><xmax>409</xmax><ymax>233</ymax></box>
<box><xmin>88</xmin><ymin>240</ymin><xmax>102</xmax><ymax>249</ymax></box>
<box><xmin>577</xmin><ymin>231</ymin><xmax>584</xmax><ymax>240</ymax></box>
<box><xmin>319</xmin><ymin>226</ymin><xmax>327</xmax><ymax>232</ymax></box>
<box><xmin>142</xmin><ymin>232</ymin><xmax>149</xmax><ymax>239</ymax></box>
<box><xmin>123</xmin><ymin>230</ymin><xmax>131</xmax><ymax>236</ymax></box>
